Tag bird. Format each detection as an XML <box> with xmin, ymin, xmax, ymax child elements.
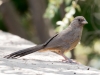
<box><xmin>4</xmin><ymin>16</ymin><xmax>88</xmax><ymax>63</ymax></box>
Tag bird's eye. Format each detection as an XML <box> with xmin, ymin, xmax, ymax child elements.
<box><xmin>78</xmin><ymin>19</ymin><xmax>81</xmax><ymax>22</ymax></box>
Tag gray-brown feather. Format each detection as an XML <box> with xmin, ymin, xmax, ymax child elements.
<box><xmin>4</xmin><ymin>16</ymin><xmax>87</xmax><ymax>59</ymax></box>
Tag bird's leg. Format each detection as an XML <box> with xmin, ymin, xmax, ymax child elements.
<box><xmin>61</xmin><ymin>54</ymin><xmax>73</xmax><ymax>63</ymax></box>
<box><xmin>57</xmin><ymin>50</ymin><xmax>73</xmax><ymax>63</ymax></box>
<box><xmin>61</xmin><ymin>53</ymin><xmax>79</xmax><ymax>64</ymax></box>
<box><xmin>55</xmin><ymin>50</ymin><xmax>77</xmax><ymax>63</ymax></box>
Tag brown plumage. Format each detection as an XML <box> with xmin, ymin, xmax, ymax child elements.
<box><xmin>4</xmin><ymin>16</ymin><xmax>88</xmax><ymax>63</ymax></box>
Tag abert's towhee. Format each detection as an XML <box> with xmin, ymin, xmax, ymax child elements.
<box><xmin>4</xmin><ymin>16</ymin><xmax>88</xmax><ymax>63</ymax></box>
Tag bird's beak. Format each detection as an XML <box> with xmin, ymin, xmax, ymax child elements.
<box><xmin>82</xmin><ymin>20</ymin><xmax>88</xmax><ymax>24</ymax></box>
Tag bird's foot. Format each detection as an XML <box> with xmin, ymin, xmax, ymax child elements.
<box><xmin>62</xmin><ymin>58</ymin><xmax>78</xmax><ymax>64</ymax></box>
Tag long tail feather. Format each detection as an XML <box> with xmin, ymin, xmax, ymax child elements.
<box><xmin>4</xmin><ymin>44</ymin><xmax>44</xmax><ymax>59</ymax></box>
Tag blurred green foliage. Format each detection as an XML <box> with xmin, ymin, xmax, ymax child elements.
<box><xmin>44</xmin><ymin>0</ymin><xmax>63</xmax><ymax>19</ymax></box>
<box><xmin>44</xmin><ymin>0</ymin><xmax>81</xmax><ymax>32</ymax></box>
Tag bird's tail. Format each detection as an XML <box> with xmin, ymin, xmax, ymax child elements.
<box><xmin>4</xmin><ymin>44</ymin><xmax>44</xmax><ymax>59</ymax></box>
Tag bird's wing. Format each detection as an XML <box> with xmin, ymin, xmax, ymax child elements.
<box><xmin>44</xmin><ymin>26</ymin><xmax>81</xmax><ymax>50</ymax></box>
<box><xmin>44</xmin><ymin>28</ymin><xmax>72</xmax><ymax>49</ymax></box>
<box><xmin>43</xmin><ymin>33</ymin><xmax>58</xmax><ymax>47</ymax></box>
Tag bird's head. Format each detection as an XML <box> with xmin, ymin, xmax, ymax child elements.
<box><xmin>71</xmin><ymin>16</ymin><xmax>88</xmax><ymax>27</ymax></box>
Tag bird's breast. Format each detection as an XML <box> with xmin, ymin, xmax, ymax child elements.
<box><xmin>68</xmin><ymin>37</ymin><xmax>80</xmax><ymax>51</ymax></box>
<box><xmin>67</xmin><ymin>28</ymin><xmax>82</xmax><ymax>50</ymax></box>
<box><xmin>62</xmin><ymin>27</ymin><xmax>83</xmax><ymax>52</ymax></box>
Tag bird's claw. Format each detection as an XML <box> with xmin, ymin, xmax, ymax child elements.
<box><xmin>62</xmin><ymin>59</ymin><xmax>78</xmax><ymax>64</ymax></box>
